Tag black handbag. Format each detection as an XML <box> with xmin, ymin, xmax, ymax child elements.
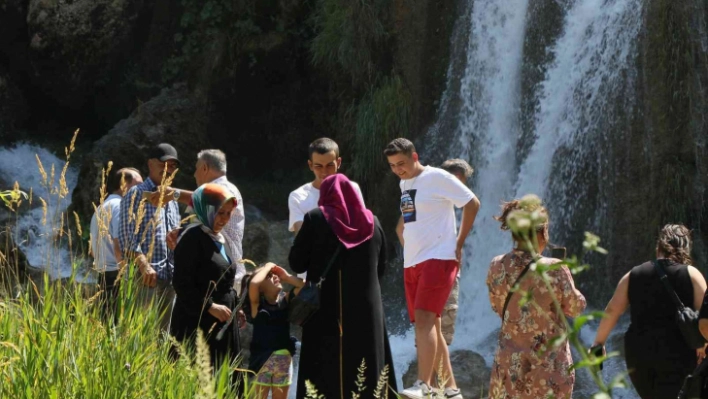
<box><xmin>287</xmin><ymin>245</ymin><xmax>342</xmax><ymax>326</ymax></box>
<box><xmin>653</xmin><ymin>260</ymin><xmax>706</xmax><ymax>349</ymax></box>
<box><xmin>678</xmin><ymin>357</ymin><xmax>708</xmax><ymax>399</ymax></box>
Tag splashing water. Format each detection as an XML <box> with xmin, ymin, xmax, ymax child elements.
<box><xmin>0</xmin><ymin>144</ymin><xmax>79</xmax><ymax>278</ymax></box>
<box><xmin>396</xmin><ymin>0</ymin><xmax>644</xmax><ymax>396</ymax></box>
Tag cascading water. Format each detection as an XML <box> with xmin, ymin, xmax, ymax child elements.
<box><xmin>0</xmin><ymin>144</ymin><xmax>79</xmax><ymax>278</ymax></box>
<box><xmin>408</xmin><ymin>0</ymin><xmax>645</xmax><ymax>395</ymax></box>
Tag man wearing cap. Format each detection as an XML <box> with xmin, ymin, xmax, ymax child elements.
<box><xmin>118</xmin><ymin>143</ymin><xmax>182</xmax><ymax>331</ymax></box>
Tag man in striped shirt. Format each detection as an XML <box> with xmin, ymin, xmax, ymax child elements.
<box><xmin>118</xmin><ymin>143</ymin><xmax>182</xmax><ymax>331</ymax></box>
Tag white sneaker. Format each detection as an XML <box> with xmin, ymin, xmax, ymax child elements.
<box><xmin>443</xmin><ymin>387</ymin><xmax>463</xmax><ymax>399</ymax></box>
<box><xmin>401</xmin><ymin>380</ymin><xmax>436</xmax><ymax>399</ymax></box>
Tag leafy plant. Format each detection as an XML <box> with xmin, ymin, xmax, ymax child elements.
<box><xmin>309</xmin><ymin>0</ymin><xmax>389</xmax><ymax>86</ymax></box>
<box><xmin>163</xmin><ymin>0</ymin><xmax>262</xmax><ymax>82</ymax></box>
<box><xmin>348</xmin><ymin>75</ymin><xmax>411</xmax><ymax>185</ymax></box>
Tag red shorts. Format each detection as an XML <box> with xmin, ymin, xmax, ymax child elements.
<box><xmin>404</xmin><ymin>259</ymin><xmax>459</xmax><ymax>323</ymax></box>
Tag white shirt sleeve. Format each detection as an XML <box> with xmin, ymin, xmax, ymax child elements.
<box><xmin>288</xmin><ymin>192</ymin><xmax>305</xmax><ymax>232</ymax></box>
<box><xmin>436</xmin><ymin>171</ymin><xmax>476</xmax><ymax>208</ymax></box>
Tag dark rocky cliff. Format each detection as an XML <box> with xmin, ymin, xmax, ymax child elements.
<box><xmin>0</xmin><ymin>0</ymin><xmax>460</xmax><ymax>233</ymax></box>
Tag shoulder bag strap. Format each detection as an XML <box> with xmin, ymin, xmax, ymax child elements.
<box><xmin>501</xmin><ymin>258</ymin><xmax>534</xmax><ymax>322</ymax></box>
<box><xmin>653</xmin><ymin>260</ymin><xmax>687</xmax><ymax>310</ymax></box>
<box><xmin>316</xmin><ymin>244</ymin><xmax>343</xmax><ymax>288</ymax></box>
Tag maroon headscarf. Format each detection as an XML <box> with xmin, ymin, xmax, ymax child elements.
<box><xmin>318</xmin><ymin>174</ymin><xmax>375</xmax><ymax>249</ymax></box>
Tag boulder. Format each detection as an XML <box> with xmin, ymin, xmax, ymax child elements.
<box><xmin>69</xmin><ymin>84</ymin><xmax>209</xmax><ymax>221</ymax></box>
<box><xmin>0</xmin><ymin>0</ymin><xmax>28</xmax><ymax>54</ymax></box>
<box><xmin>0</xmin><ymin>70</ymin><xmax>28</xmax><ymax>141</ymax></box>
<box><xmin>241</xmin><ymin>218</ymin><xmax>292</xmax><ymax>267</ymax></box>
<box><xmin>402</xmin><ymin>349</ymin><xmax>490</xmax><ymax>398</ymax></box>
<box><xmin>26</xmin><ymin>0</ymin><xmax>149</xmax><ymax>108</ymax></box>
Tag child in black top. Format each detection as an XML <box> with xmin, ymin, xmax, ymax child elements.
<box><xmin>242</xmin><ymin>263</ymin><xmax>304</xmax><ymax>399</ymax></box>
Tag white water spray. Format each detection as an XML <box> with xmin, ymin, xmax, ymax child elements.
<box><xmin>398</xmin><ymin>0</ymin><xmax>644</xmax><ymax>395</ymax></box>
<box><xmin>0</xmin><ymin>144</ymin><xmax>78</xmax><ymax>278</ymax></box>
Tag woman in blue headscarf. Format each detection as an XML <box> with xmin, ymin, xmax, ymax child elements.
<box><xmin>171</xmin><ymin>183</ymin><xmax>241</xmax><ymax>369</ymax></box>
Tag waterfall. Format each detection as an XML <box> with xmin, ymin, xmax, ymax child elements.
<box><xmin>410</xmin><ymin>0</ymin><xmax>644</xmax><ymax>395</ymax></box>
<box><xmin>0</xmin><ymin>144</ymin><xmax>79</xmax><ymax>278</ymax></box>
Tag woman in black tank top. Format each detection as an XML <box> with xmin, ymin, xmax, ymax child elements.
<box><xmin>591</xmin><ymin>224</ymin><xmax>706</xmax><ymax>398</ymax></box>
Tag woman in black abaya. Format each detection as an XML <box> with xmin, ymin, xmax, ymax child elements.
<box><xmin>289</xmin><ymin>174</ymin><xmax>397</xmax><ymax>399</ymax></box>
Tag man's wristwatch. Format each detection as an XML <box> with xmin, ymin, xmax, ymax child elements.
<box><xmin>172</xmin><ymin>189</ymin><xmax>181</xmax><ymax>202</ymax></box>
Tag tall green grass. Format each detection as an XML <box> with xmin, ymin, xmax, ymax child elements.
<box><xmin>0</xmin><ymin>266</ymin><xmax>243</xmax><ymax>398</ymax></box>
<box><xmin>0</xmin><ymin>130</ymin><xmax>245</xmax><ymax>398</ymax></box>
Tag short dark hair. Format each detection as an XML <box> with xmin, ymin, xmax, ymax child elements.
<box><xmin>107</xmin><ymin>167</ymin><xmax>140</xmax><ymax>193</ymax></box>
<box><xmin>440</xmin><ymin>159</ymin><xmax>474</xmax><ymax>179</ymax></box>
<box><xmin>308</xmin><ymin>138</ymin><xmax>340</xmax><ymax>160</ymax></box>
<box><xmin>383</xmin><ymin>138</ymin><xmax>416</xmax><ymax>157</ymax></box>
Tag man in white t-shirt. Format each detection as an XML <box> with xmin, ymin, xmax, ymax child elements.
<box><xmin>396</xmin><ymin>159</ymin><xmax>475</xmax><ymax>348</ymax></box>
<box><xmin>90</xmin><ymin>167</ymin><xmax>143</xmax><ymax>316</ymax></box>
<box><xmin>385</xmin><ymin>139</ymin><xmax>480</xmax><ymax>399</ymax></box>
<box><xmin>288</xmin><ymin>137</ymin><xmax>363</xmax><ymax>234</ymax></box>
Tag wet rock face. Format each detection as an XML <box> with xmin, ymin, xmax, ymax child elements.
<box><xmin>26</xmin><ymin>0</ymin><xmax>149</xmax><ymax>108</ymax></box>
<box><xmin>402</xmin><ymin>349</ymin><xmax>490</xmax><ymax>397</ymax></box>
<box><xmin>0</xmin><ymin>0</ymin><xmax>28</xmax><ymax>53</ymax></box>
<box><xmin>0</xmin><ymin>70</ymin><xmax>28</xmax><ymax>141</ymax></box>
<box><xmin>69</xmin><ymin>84</ymin><xmax>209</xmax><ymax>221</ymax></box>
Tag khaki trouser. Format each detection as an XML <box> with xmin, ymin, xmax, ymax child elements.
<box><xmin>135</xmin><ymin>278</ymin><xmax>176</xmax><ymax>333</ymax></box>
<box><xmin>441</xmin><ymin>274</ymin><xmax>459</xmax><ymax>345</ymax></box>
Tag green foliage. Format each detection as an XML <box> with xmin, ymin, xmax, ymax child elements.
<box><xmin>0</xmin><ymin>183</ymin><xmax>27</xmax><ymax>211</ymax></box>
<box><xmin>0</xmin><ymin>266</ymin><xmax>244</xmax><ymax>398</ymax></box>
<box><xmin>349</xmin><ymin>75</ymin><xmax>411</xmax><ymax>185</ymax></box>
<box><xmin>309</xmin><ymin>0</ymin><xmax>388</xmax><ymax>85</ymax></box>
<box><xmin>163</xmin><ymin>0</ymin><xmax>262</xmax><ymax>82</ymax></box>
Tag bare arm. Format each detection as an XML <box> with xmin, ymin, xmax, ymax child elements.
<box><xmin>292</xmin><ymin>221</ymin><xmax>303</xmax><ymax>235</ymax></box>
<box><xmin>456</xmin><ymin>196</ymin><xmax>481</xmax><ymax>261</ymax></box>
<box><xmin>395</xmin><ymin>216</ymin><xmax>404</xmax><ymax>246</ymax></box>
<box><xmin>688</xmin><ymin>266</ymin><xmax>707</xmax><ymax>310</ymax></box>
<box><xmin>112</xmin><ymin>238</ymin><xmax>123</xmax><ymax>264</ymax></box>
<box><xmin>700</xmin><ymin>319</ymin><xmax>708</xmax><ymax>341</ymax></box>
<box><xmin>175</xmin><ymin>189</ymin><xmax>193</xmax><ymax>206</ymax></box>
<box><xmin>592</xmin><ymin>272</ymin><xmax>630</xmax><ymax>347</ymax></box>
<box><xmin>248</xmin><ymin>263</ymin><xmax>275</xmax><ymax>319</ymax></box>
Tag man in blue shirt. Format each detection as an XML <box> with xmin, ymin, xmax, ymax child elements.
<box><xmin>118</xmin><ymin>143</ymin><xmax>182</xmax><ymax>331</ymax></box>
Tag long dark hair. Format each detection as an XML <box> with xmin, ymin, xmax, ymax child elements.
<box><xmin>656</xmin><ymin>224</ymin><xmax>693</xmax><ymax>265</ymax></box>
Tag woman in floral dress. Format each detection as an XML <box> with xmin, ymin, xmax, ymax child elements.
<box><xmin>486</xmin><ymin>199</ymin><xmax>586</xmax><ymax>399</ymax></box>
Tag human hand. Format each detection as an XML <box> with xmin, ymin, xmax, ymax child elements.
<box><xmin>167</xmin><ymin>229</ymin><xmax>180</xmax><ymax>251</ymax></box>
<box><xmin>208</xmin><ymin>303</ymin><xmax>232</xmax><ymax>322</ymax></box>
<box><xmin>145</xmin><ymin>189</ymin><xmax>173</xmax><ymax>207</ymax></box>
<box><xmin>271</xmin><ymin>265</ymin><xmax>288</xmax><ymax>278</ymax></box>
<box><xmin>237</xmin><ymin>310</ymin><xmax>247</xmax><ymax>329</ymax></box>
<box><xmin>698</xmin><ymin>347</ymin><xmax>706</xmax><ymax>364</ymax></box>
<box><xmin>588</xmin><ymin>344</ymin><xmax>606</xmax><ymax>357</ymax></box>
<box><xmin>140</xmin><ymin>264</ymin><xmax>157</xmax><ymax>288</ymax></box>
<box><xmin>455</xmin><ymin>244</ymin><xmax>464</xmax><ymax>264</ymax></box>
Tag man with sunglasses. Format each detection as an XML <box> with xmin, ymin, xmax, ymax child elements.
<box><xmin>118</xmin><ymin>143</ymin><xmax>182</xmax><ymax>331</ymax></box>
